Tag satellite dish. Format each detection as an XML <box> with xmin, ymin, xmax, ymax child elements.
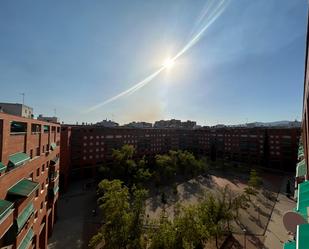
<box><xmin>283</xmin><ymin>211</ymin><xmax>307</xmax><ymax>234</ymax></box>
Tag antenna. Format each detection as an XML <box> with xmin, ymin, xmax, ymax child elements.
<box><xmin>20</xmin><ymin>93</ymin><xmax>25</xmax><ymax>105</ymax></box>
<box><xmin>54</xmin><ymin>108</ymin><xmax>57</xmax><ymax>117</ymax></box>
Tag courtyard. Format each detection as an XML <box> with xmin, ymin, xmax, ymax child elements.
<box><xmin>48</xmin><ymin>169</ymin><xmax>294</xmax><ymax>249</ymax></box>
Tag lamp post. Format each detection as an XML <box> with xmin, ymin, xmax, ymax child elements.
<box><xmin>243</xmin><ymin>228</ymin><xmax>247</xmax><ymax>249</ymax></box>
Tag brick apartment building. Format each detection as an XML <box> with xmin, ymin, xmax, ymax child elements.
<box><xmin>282</xmin><ymin>13</ymin><xmax>309</xmax><ymax>249</ymax></box>
<box><xmin>60</xmin><ymin>125</ymin><xmax>300</xmax><ymax>190</ymax></box>
<box><xmin>0</xmin><ymin>113</ymin><xmax>60</xmax><ymax>249</ymax></box>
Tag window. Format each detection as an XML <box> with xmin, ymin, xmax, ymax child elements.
<box><xmin>36</xmin><ymin>147</ymin><xmax>40</xmax><ymax>156</ymax></box>
<box><xmin>31</xmin><ymin>124</ymin><xmax>41</xmax><ymax>133</ymax></box>
<box><xmin>43</xmin><ymin>125</ymin><xmax>50</xmax><ymax>133</ymax></box>
<box><xmin>40</xmin><ymin>202</ymin><xmax>43</xmax><ymax>210</ymax></box>
<box><xmin>36</xmin><ymin>168</ymin><xmax>40</xmax><ymax>177</ymax></box>
<box><xmin>30</xmin><ymin>149</ymin><xmax>33</xmax><ymax>159</ymax></box>
<box><xmin>29</xmin><ymin>173</ymin><xmax>33</xmax><ymax>181</ymax></box>
<box><xmin>42</xmin><ymin>164</ymin><xmax>45</xmax><ymax>172</ymax></box>
<box><xmin>35</xmin><ymin>189</ymin><xmax>39</xmax><ymax>197</ymax></box>
<box><xmin>41</xmin><ymin>183</ymin><xmax>44</xmax><ymax>191</ymax></box>
<box><xmin>52</xmin><ymin>126</ymin><xmax>56</xmax><ymax>132</ymax></box>
<box><xmin>42</xmin><ymin>145</ymin><xmax>45</xmax><ymax>153</ymax></box>
<box><xmin>57</xmin><ymin>127</ymin><xmax>60</xmax><ymax>133</ymax></box>
<box><xmin>10</xmin><ymin>121</ymin><xmax>27</xmax><ymax>133</ymax></box>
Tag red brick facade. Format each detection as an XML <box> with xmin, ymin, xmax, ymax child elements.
<box><xmin>60</xmin><ymin>125</ymin><xmax>300</xmax><ymax>188</ymax></box>
<box><xmin>0</xmin><ymin>113</ymin><xmax>60</xmax><ymax>249</ymax></box>
<box><xmin>302</xmin><ymin>13</ymin><xmax>309</xmax><ymax>180</ymax></box>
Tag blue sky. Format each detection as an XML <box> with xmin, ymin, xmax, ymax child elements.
<box><xmin>0</xmin><ymin>0</ymin><xmax>307</xmax><ymax>125</ymax></box>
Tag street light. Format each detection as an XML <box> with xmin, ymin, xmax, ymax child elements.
<box><xmin>243</xmin><ymin>228</ymin><xmax>247</xmax><ymax>249</ymax></box>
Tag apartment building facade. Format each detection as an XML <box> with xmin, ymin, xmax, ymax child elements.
<box><xmin>282</xmin><ymin>14</ymin><xmax>309</xmax><ymax>249</ymax></box>
<box><xmin>0</xmin><ymin>104</ymin><xmax>33</xmax><ymax>119</ymax></box>
<box><xmin>0</xmin><ymin>113</ymin><xmax>60</xmax><ymax>249</ymax></box>
<box><xmin>60</xmin><ymin>125</ymin><xmax>300</xmax><ymax>190</ymax></box>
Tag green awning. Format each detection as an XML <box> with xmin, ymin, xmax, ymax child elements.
<box><xmin>8</xmin><ymin>152</ymin><xmax>30</xmax><ymax>168</ymax></box>
<box><xmin>296</xmin><ymin>224</ymin><xmax>309</xmax><ymax>249</ymax></box>
<box><xmin>283</xmin><ymin>240</ymin><xmax>296</xmax><ymax>249</ymax></box>
<box><xmin>16</xmin><ymin>202</ymin><xmax>34</xmax><ymax>232</ymax></box>
<box><xmin>50</xmin><ymin>143</ymin><xmax>57</xmax><ymax>151</ymax></box>
<box><xmin>296</xmin><ymin>159</ymin><xmax>307</xmax><ymax>177</ymax></box>
<box><xmin>0</xmin><ymin>162</ymin><xmax>6</xmax><ymax>172</ymax></box>
<box><xmin>50</xmin><ymin>157</ymin><xmax>59</xmax><ymax>165</ymax></box>
<box><xmin>8</xmin><ymin>179</ymin><xmax>39</xmax><ymax>197</ymax></box>
<box><xmin>17</xmin><ymin>228</ymin><xmax>34</xmax><ymax>249</ymax></box>
<box><xmin>296</xmin><ymin>181</ymin><xmax>309</xmax><ymax>219</ymax></box>
<box><xmin>0</xmin><ymin>200</ymin><xmax>13</xmax><ymax>221</ymax></box>
<box><xmin>297</xmin><ymin>151</ymin><xmax>305</xmax><ymax>158</ymax></box>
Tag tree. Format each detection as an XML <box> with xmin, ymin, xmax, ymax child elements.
<box><xmin>155</xmin><ymin>154</ymin><xmax>176</xmax><ymax>183</ymax></box>
<box><xmin>111</xmin><ymin>145</ymin><xmax>136</xmax><ymax>182</ymax></box>
<box><xmin>94</xmin><ymin>180</ymin><xmax>131</xmax><ymax>249</ymax></box>
<box><xmin>248</xmin><ymin>169</ymin><xmax>262</xmax><ymax>189</ymax></box>
<box><xmin>90</xmin><ymin>179</ymin><xmax>148</xmax><ymax>249</ymax></box>
<box><xmin>198</xmin><ymin>189</ymin><xmax>233</xmax><ymax>248</ymax></box>
<box><xmin>128</xmin><ymin>187</ymin><xmax>148</xmax><ymax>249</ymax></box>
<box><xmin>148</xmin><ymin>214</ymin><xmax>178</xmax><ymax>249</ymax></box>
<box><xmin>174</xmin><ymin>205</ymin><xmax>207</xmax><ymax>249</ymax></box>
<box><xmin>133</xmin><ymin>157</ymin><xmax>152</xmax><ymax>188</ymax></box>
<box><xmin>245</xmin><ymin>169</ymin><xmax>262</xmax><ymax>201</ymax></box>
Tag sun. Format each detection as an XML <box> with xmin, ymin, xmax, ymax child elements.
<box><xmin>162</xmin><ymin>57</ymin><xmax>175</xmax><ymax>69</ymax></box>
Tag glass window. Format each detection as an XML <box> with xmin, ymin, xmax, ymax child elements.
<box><xmin>10</xmin><ymin>121</ymin><xmax>27</xmax><ymax>133</ymax></box>
<box><xmin>43</xmin><ymin>125</ymin><xmax>50</xmax><ymax>133</ymax></box>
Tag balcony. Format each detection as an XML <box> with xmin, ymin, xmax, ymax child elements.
<box><xmin>50</xmin><ymin>157</ymin><xmax>59</xmax><ymax>166</ymax></box>
<box><xmin>7</xmin><ymin>153</ymin><xmax>30</xmax><ymax>171</ymax></box>
<box><xmin>15</xmin><ymin>202</ymin><xmax>34</xmax><ymax>233</ymax></box>
<box><xmin>48</xmin><ymin>183</ymin><xmax>59</xmax><ymax>200</ymax></box>
<box><xmin>0</xmin><ymin>200</ymin><xmax>14</xmax><ymax>239</ymax></box>
<box><xmin>16</xmin><ymin>228</ymin><xmax>34</xmax><ymax>249</ymax></box>
<box><xmin>50</xmin><ymin>143</ymin><xmax>57</xmax><ymax>151</ymax></box>
<box><xmin>48</xmin><ymin>175</ymin><xmax>59</xmax><ymax>189</ymax></box>
<box><xmin>0</xmin><ymin>162</ymin><xmax>7</xmax><ymax>175</ymax></box>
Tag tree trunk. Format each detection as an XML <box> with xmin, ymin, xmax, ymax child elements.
<box><xmin>215</xmin><ymin>234</ymin><xmax>218</xmax><ymax>249</ymax></box>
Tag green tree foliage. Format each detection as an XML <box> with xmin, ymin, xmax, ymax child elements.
<box><xmin>155</xmin><ymin>154</ymin><xmax>176</xmax><ymax>182</ymax></box>
<box><xmin>148</xmin><ymin>218</ymin><xmax>178</xmax><ymax>249</ymax></box>
<box><xmin>198</xmin><ymin>189</ymin><xmax>232</xmax><ymax>248</ymax></box>
<box><xmin>149</xmin><ymin>187</ymin><xmax>238</xmax><ymax>249</ymax></box>
<box><xmin>133</xmin><ymin>157</ymin><xmax>152</xmax><ymax>188</ymax></box>
<box><xmin>245</xmin><ymin>169</ymin><xmax>263</xmax><ymax>201</ymax></box>
<box><xmin>90</xmin><ymin>179</ymin><xmax>148</xmax><ymax>249</ymax></box>
<box><xmin>248</xmin><ymin>169</ymin><xmax>262</xmax><ymax>189</ymax></box>
<box><xmin>99</xmin><ymin>145</ymin><xmax>152</xmax><ymax>188</ymax></box>
<box><xmin>155</xmin><ymin>150</ymin><xmax>206</xmax><ymax>184</ymax></box>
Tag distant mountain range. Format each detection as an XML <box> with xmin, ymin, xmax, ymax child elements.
<box><xmin>233</xmin><ymin>120</ymin><xmax>301</xmax><ymax>128</ymax></box>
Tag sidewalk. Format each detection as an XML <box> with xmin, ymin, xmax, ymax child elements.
<box><xmin>262</xmin><ymin>177</ymin><xmax>295</xmax><ymax>249</ymax></box>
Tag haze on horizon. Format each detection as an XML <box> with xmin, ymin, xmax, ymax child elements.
<box><xmin>0</xmin><ymin>0</ymin><xmax>307</xmax><ymax>125</ymax></box>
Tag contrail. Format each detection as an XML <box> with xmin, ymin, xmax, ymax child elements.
<box><xmin>86</xmin><ymin>0</ymin><xmax>229</xmax><ymax>112</ymax></box>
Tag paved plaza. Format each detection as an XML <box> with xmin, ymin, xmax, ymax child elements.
<box><xmin>48</xmin><ymin>171</ymin><xmax>295</xmax><ymax>249</ymax></box>
<box><xmin>48</xmin><ymin>180</ymin><xmax>99</xmax><ymax>249</ymax></box>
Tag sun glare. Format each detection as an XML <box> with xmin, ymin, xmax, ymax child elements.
<box><xmin>162</xmin><ymin>57</ymin><xmax>175</xmax><ymax>69</ymax></box>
